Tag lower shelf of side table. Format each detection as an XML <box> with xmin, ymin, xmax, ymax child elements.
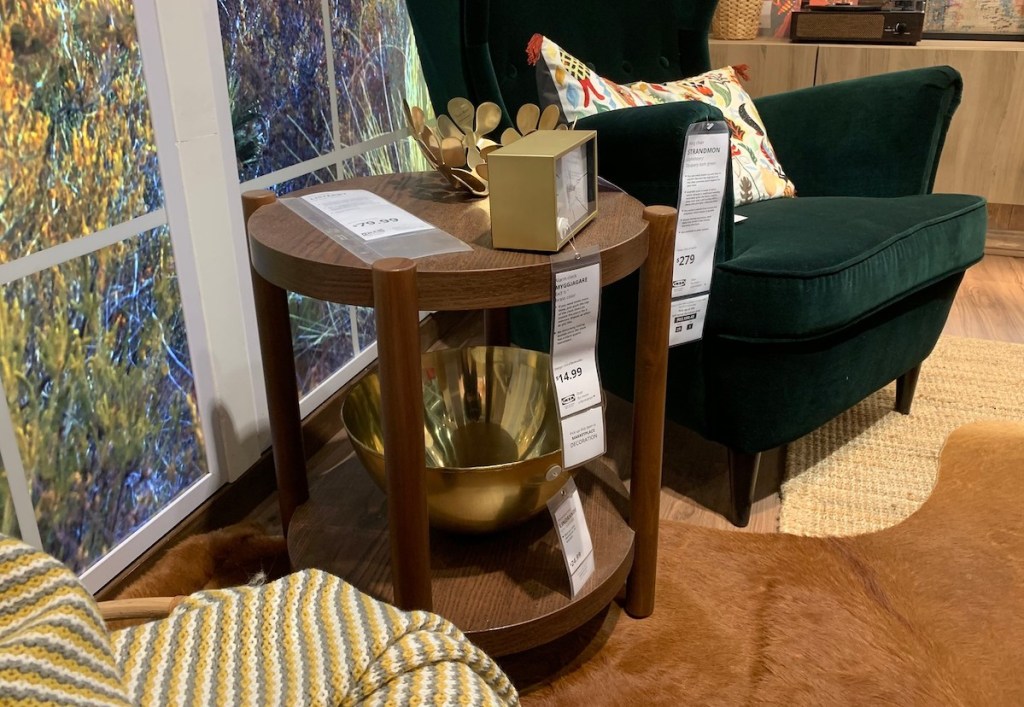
<box><xmin>288</xmin><ymin>455</ymin><xmax>635</xmax><ymax>657</ymax></box>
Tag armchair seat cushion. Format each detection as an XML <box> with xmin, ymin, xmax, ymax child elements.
<box><xmin>714</xmin><ymin>194</ymin><xmax>986</xmax><ymax>341</ymax></box>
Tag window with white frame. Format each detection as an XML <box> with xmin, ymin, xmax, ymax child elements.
<box><xmin>0</xmin><ymin>0</ymin><xmax>215</xmax><ymax>586</ymax></box>
<box><xmin>0</xmin><ymin>0</ymin><xmax>431</xmax><ymax>591</ymax></box>
<box><xmin>217</xmin><ymin>0</ymin><xmax>431</xmax><ymax>414</ymax></box>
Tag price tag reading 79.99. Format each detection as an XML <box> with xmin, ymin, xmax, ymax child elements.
<box><xmin>351</xmin><ymin>217</ymin><xmax>398</xmax><ymax>230</ymax></box>
<box><xmin>300</xmin><ymin>190</ymin><xmax>435</xmax><ymax>241</ymax></box>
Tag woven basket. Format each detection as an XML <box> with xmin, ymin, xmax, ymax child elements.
<box><xmin>711</xmin><ymin>0</ymin><xmax>763</xmax><ymax>40</ymax></box>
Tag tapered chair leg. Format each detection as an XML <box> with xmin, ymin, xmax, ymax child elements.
<box><xmin>728</xmin><ymin>450</ymin><xmax>761</xmax><ymax>528</ymax></box>
<box><xmin>895</xmin><ymin>363</ymin><xmax>922</xmax><ymax>415</ymax></box>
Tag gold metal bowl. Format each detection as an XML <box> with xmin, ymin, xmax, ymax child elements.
<box><xmin>342</xmin><ymin>346</ymin><xmax>566</xmax><ymax>533</ymax></box>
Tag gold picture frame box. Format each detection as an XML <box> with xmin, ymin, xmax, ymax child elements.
<box><xmin>487</xmin><ymin>129</ymin><xmax>598</xmax><ymax>252</ymax></box>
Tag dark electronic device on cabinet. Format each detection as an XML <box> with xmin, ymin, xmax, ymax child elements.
<box><xmin>789</xmin><ymin>0</ymin><xmax>925</xmax><ymax>45</ymax></box>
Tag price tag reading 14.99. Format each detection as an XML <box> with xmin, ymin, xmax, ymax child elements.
<box><xmin>550</xmin><ymin>249</ymin><xmax>606</xmax><ymax>470</ymax></box>
<box><xmin>555</xmin><ymin>366</ymin><xmax>584</xmax><ymax>385</ymax></box>
<box><xmin>551</xmin><ymin>262</ymin><xmax>602</xmax><ymax>419</ymax></box>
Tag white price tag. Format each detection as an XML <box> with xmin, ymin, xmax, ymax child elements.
<box><xmin>673</xmin><ymin>124</ymin><xmax>729</xmax><ymax>299</ymax></box>
<box><xmin>669</xmin><ymin>294</ymin><xmax>710</xmax><ymax>346</ymax></box>
<box><xmin>300</xmin><ymin>189</ymin><xmax>435</xmax><ymax>241</ymax></box>
<box><xmin>560</xmin><ymin>405</ymin><xmax>606</xmax><ymax>469</ymax></box>
<box><xmin>546</xmin><ymin>477</ymin><xmax>595</xmax><ymax>597</ymax></box>
<box><xmin>551</xmin><ymin>260</ymin><xmax>602</xmax><ymax>418</ymax></box>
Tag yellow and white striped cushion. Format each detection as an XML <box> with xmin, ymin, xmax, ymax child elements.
<box><xmin>0</xmin><ymin>537</ymin><xmax>131</xmax><ymax>706</ymax></box>
<box><xmin>111</xmin><ymin>569</ymin><xmax>519</xmax><ymax>706</ymax></box>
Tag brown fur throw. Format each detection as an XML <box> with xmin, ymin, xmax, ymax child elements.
<box><xmin>114</xmin><ymin>522</ymin><xmax>289</xmax><ymax>600</ymax></box>
<box><xmin>520</xmin><ymin>421</ymin><xmax>1024</xmax><ymax>705</ymax></box>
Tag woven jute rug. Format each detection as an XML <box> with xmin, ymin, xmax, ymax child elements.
<box><xmin>780</xmin><ymin>335</ymin><xmax>1024</xmax><ymax>536</ymax></box>
<box><xmin>518</xmin><ymin>421</ymin><xmax>1024</xmax><ymax>704</ymax></box>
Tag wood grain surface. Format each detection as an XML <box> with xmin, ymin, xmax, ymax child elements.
<box><xmin>247</xmin><ymin>172</ymin><xmax>649</xmax><ymax>309</ymax></box>
<box><xmin>944</xmin><ymin>255</ymin><xmax>1024</xmax><ymax>342</ymax></box>
<box><xmin>372</xmin><ymin>258</ymin><xmax>432</xmax><ymax>610</ymax></box>
<box><xmin>709</xmin><ymin>38</ymin><xmax>818</xmax><ymax>97</ymax></box>
<box><xmin>623</xmin><ymin>206</ymin><xmax>675</xmax><ymax>618</ymax></box>
<box><xmin>244</xmin><ymin>190</ymin><xmax>309</xmax><ymax>533</ymax></box>
<box><xmin>288</xmin><ymin>457</ymin><xmax>634</xmax><ymax>657</ymax></box>
<box><xmin>709</xmin><ymin>38</ymin><xmax>1024</xmax><ymax>206</ymax></box>
<box><xmin>814</xmin><ymin>42</ymin><xmax>1024</xmax><ymax>205</ymax></box>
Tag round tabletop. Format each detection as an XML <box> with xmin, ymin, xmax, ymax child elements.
<box><xmin>247</xmin><ymin>172</ymin><xmax>649</xmax><ymax>310</ymax></box>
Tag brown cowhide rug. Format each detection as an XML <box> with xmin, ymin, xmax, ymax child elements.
<box><xmin>113</xmin><ymin>522</ymin><xmax>289</xmax><ymax>601</ymax></box>
<box><xmin>513</xmin><ymin>421</ymin><xmax>1024</xmax><ymax>705</ymax></box>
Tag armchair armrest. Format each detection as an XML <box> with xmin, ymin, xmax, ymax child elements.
<box><xmin>754</xmin><ymin>66</ymin><xmax>963</xmax><ymax>198</ymax></box>
<box><xmin>577</xmin><ymin>100</ymin><xmax>736</xmax><ymax>260</ymax></box>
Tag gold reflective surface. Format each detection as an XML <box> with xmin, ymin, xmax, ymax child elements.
<box><xmin>342</xmin><ymin>346</ymin><xmax>567</xmax><ymax>533</ymax></box>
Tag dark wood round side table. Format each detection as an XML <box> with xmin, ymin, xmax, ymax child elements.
<box><xmin>245</xmin><ymin>172</ymin><xmax>674</xmax><ymax>657</ymax></box>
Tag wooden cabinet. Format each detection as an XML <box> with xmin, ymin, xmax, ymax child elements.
<box><xmin>710</xmin><ymin>39</ymin><xmax>817</xmax><ymax>96</ymax></box>
<box><xmin>711</xmin><ymin>38</ymin><xmax>1024</xmax><ymax>206</ymax></box>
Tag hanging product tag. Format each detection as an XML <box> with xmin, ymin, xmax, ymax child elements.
<box><xmin>550</xmin><ymin>247</ymin><xmax>606</xmax><ymax>469</ymax></box>
<box><xmin>282</xmin><ymin>189</ymin><xmax>472</xmax><ymax>263</ymax></box>
<box><xmin>546</xmin><ymin>477</ymin><xmax>595</xmax><ymax>597</ymax></box>
<box><xmin>670</xmin><ymin>121</ymin><xmax>729</xmax><ymax>346</ymax></box>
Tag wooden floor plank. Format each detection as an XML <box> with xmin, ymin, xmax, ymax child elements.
<box><xmin>944</xmin><ymin>256</ymin><xmax>1024</xmax><ymax>343</ymax></box>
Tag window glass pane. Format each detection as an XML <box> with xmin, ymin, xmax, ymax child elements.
<box><xmin>331</xmin><ymin>0</ymin><xmax>433</xmax><ymax>146</ymax></box>
<box><xmin>356</xmin><ymin>307</ymin><xmax>377</xmax><ymax>351</ymax></box>
<box><xmin>1</xmin><ymin>1</ymin><xmax>163</xmax><ymax>260</ymax></box>
<box><xmin>219</xmin><ymin>0</ymin><xmax>333</xmax><ymax>181</ymax></box>
<box><xmin>270</xmin><ymin>166</ymin><xmax>337</xmax><ymax>197</ymax></box>
<box><xmin>0</xmin><ymin>458</ymin><xmax>21</xmax><ymax>539</ymax></box>
<box><xmin>338</xmin><ymin>139</ymin><xmax>426</xmax><ymax>180</ymax></box>
<box><xmin>288</xmin><ymin>295</ymin><xmax>355</xmax><ymax>396</ymax></box>
<box><xmin>0</xmin><ymin>227</ymin><xmax>207</xmax><ymax>572</ymax></box>
<box><xmin>265</xmin><ymin>167</ymin><xmax>354</xmax><ymax>396</ymax></box>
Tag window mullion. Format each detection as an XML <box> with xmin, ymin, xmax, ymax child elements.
<box><xmin>0</xmin><ymin>378</ymin><xmax>44</xmax><ymax>549</ymax></box>
<box><xmin>136</xmin><ymin>0</ymin><xmax>269</xmax><ymax>482</ymax></box>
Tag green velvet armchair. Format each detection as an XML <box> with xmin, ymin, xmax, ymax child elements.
<box><xmin>407</xmin><ymin>0</ymin><xmax>987</xmax><ymax>526</ymax></box>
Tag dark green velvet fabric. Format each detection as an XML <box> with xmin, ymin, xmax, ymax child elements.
<box><xmin>577</xmin><ymin>103</ymin><xmax>733</xmax><ymax>224</ymax></box>
<box><xmin>407</xmin><ymin>0</ymin><xmax>717</xmax><ymax>128</ymax></box>
<box><xmin>666</xmin><ymin>274</ymin><xmax>966</xmax><ymax>452</ymax></box>
<box><xmin>511</xmin><ymin>273</ymin><xmax>969</xmax><ymax>453</ymax></box>
<box><xmin>754</xmin><ymin>67</ymin><xmax>962</xmax><ymax>198</ymax></box>
<box><xmin>407</xmin><ymin>0</ymin><xmax>988</xmax><ymax>456</ymax></box>
<box><xmin>720</xmin><ymin>194</ymin><xmax>986</xmax><ymax>340</ymax></box>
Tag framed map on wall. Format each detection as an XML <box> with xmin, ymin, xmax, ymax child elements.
<box><xmin>924</xmin><ymin>0</ymin><xmax>1024</xmax><ymax>38</ymax></box>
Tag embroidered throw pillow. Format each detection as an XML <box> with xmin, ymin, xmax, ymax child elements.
<box><xmin>527</xmin><ymin>34</ymin><xmax>796</xmax><ymax>205</ymax></box>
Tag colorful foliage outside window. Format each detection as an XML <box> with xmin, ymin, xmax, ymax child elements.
<box><xmin>217</xmin><ymin>0</ymin><xmax>333</xmax><ymax>182</ymax></box>
<box><xmin>0</xmin><ymin>0</ymin><xmax>207</xmax><ymax>571</ymax></box>
<box><xmin>219</xmin><ymin>0</ymin><xmax>431</xmax><ymax>396</ymax></box>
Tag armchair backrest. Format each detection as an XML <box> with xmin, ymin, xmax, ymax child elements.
<box><xmin>407</xmin><ymin>0</ymin><xmax>719</xmax><ymax>125</ymax></box>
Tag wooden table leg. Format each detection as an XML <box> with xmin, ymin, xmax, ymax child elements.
<box><xmin>484</xmin><ymin>308</ymin><xmax>511</xmax><ymax>347</ymax></box>
<box><xmin>373</xmin><ymin>257</ymin><xmax>432</xmax><ymax>611</ymax></box>
<box><xmin>244</xmin><ymin>190</ymin><xmax>308</xmax><ymax>536</ymax></box>
<box><xmin>625</xmin><ymin>205</ymin><xmax>676</xmax><ymax>618</ymax></box>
